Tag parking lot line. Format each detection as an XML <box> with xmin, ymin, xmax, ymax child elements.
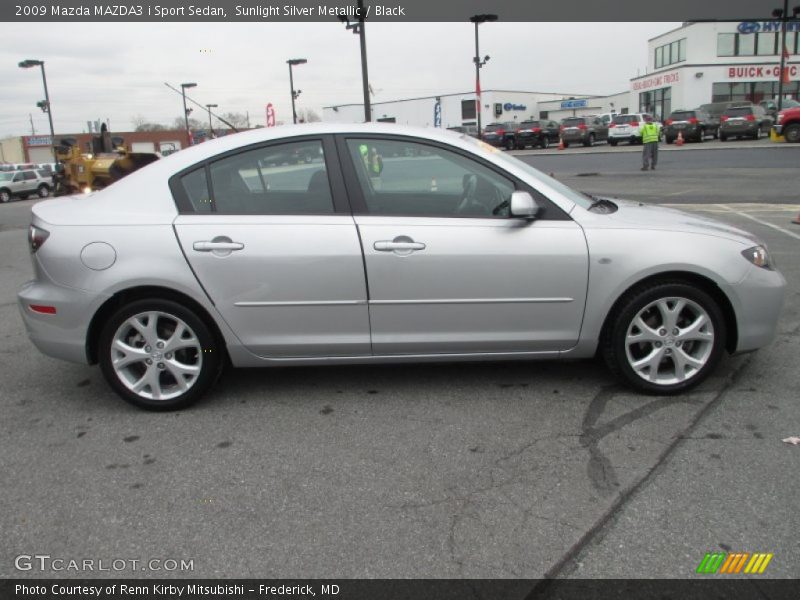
<box><xmin>714</xmin><ymin>203</ymin><xmax>800</xmax><ymax>241</ymax></box>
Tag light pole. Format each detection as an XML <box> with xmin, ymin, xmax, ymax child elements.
<box><xmin>180</xmin><ymin>82</ymin><xmax>197</xmax><ymax>142</ymax></box>
<box><xmin>339</xmin><ymin>0</ymin><xmax>372</xmax><ymax>122</ymax></box>
<box><xmin>469</xmin><ymin>14</ymin><xmax>497</xmax><ymax>135</ymax></box>
<box><xmin>18</xmin><ymin>59</ymin><xmax>56</xmax><ymax>160</ymax></box>
<box><xmin>772</xmin><ymin>1</ymin><xmax>800</xmax><ymax>110</ymax></box>
<box><xmin>287</xmin><ymin>59</ymin><xmax>307</xmax><ymax>124</ymax></box>
<box><xmin>205</xmin><ymin>103</ymin><xmax>218</xmax><ymax>138</ymax></box>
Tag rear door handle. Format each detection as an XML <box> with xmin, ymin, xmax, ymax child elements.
<box><xmin>193</xmin><ymin>241</ymin><xmax>244</xmax><ymax>252</ymax></box>
<box><xmin>374</xmin><ymin>241</ymin><xmax>426</xmax><ymax>251</ymax></box>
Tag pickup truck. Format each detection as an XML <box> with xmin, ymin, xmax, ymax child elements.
<box><xmin>774</xmin><ymin>106</ymin><xmax>800</xmax><ymax>143</ymax></box>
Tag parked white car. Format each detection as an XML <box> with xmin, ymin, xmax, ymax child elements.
<box><xmin>608</xmin><ymin>113</ymin><xmax>662</xmax><ymax>145</ymax></box>
<box><xmin>0</xmin><ymin>169</ymin><xmax>52</xmax><ymax>202</ymax></box>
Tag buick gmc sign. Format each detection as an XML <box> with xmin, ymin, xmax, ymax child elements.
<box><xmin>728</xmin><ymin>65</ymin><xmax>798</xmax><ymax>79</ymax></box>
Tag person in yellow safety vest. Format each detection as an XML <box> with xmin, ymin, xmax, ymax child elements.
<box><xmin>640</xmin><ymin>115</ymin><xmax>660</xmax><ymax>171</ymax></box>
<box><xmin>358</xmin><ymin>144</ymin><xmax>384</xmax><ymax>177</ymax></box>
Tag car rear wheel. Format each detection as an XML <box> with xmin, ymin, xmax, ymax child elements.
<box><xmin>98</xmin><ymin>299</ymin><xmax>222</xmax><ymax>410</ymax></box>
<box><xmin>540</xmin><ymin>137</ymin><xmax>549</xmax><ymax>149</ymax></box>
<box><xmin>37</xmin><ymin>185</ymin><xmax>50</xmax><ymax>198</ymax></box>
<box><xmin>665</xmin><ymin>137</ymin><xmax>674</xmax><ymax>144</ymax></box>
<box><xmin>602</xmin><ymin>282</ymin><xmax>726</xmax><ymax>394</ymax></box>
<box><xmin>505</xmin><ymin>138</ymin><xmax>515</xmax><ymax>151</ymax></box>
<box><xmin>719</xmin><ymin>133</ymin><xmax>727</xmax><ymax>141</ymax></box>
<box><xmin>0</xmin><ymin>189</ymin><xmax>10</xmax><ymax>203</ymax></box>
<box><xmin>608</xmin><ymin>139</ymin><xmax>618</xmax><ymax>146</ymax></box>
<box><xmin>584</xmin><ymin>133</ymin><xmax>595</xmax><ymax>147</ymax></box>
<box><xmin>784</xmin><ymin>123</ymin><xmax>800</xmax><ymax>143</ymax></box>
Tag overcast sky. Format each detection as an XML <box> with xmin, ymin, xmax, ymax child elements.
<box><xmin>0</xmin><ymin>22</ymin><xmax>680</xmax><ymax>137</ymax></box>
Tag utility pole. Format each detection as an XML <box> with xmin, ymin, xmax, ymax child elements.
<box><xmin>29</xmin><ymin>114</ymin><xmax>36</xmax><ymax>135</ymax></box>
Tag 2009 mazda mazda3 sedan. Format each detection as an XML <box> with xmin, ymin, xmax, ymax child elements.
<box><xmin>18</xmin><ymin>124</ymin><xmax>785</xmax><ymax>410</ymax></box>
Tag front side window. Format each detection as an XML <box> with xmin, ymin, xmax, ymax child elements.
<box><xmin>178</xmin><ymin>140</ymin><xmax>333</xmax><ymax>215</ymax></box>
<box><xmin>345</xmin><ymin>138</ymin><xmax>515</xmax><ymax>218</ymax></box>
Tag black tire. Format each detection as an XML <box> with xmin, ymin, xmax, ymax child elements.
<box><xmin>98</xmin><ymin>298</ymin><xmax>222</xmax><ymax>410</ymax></box>
<box><xmin>540</xmin><ymin>137</ymin><xmax>549</xmax><ymax>149</ymax></box>
<box><xmin>0</xmin><ymin>189</ymin><xmax>11</xmax><ymax>203</ymax></box>
<box><xmin>713</xmin><ymin>128</ymin><xmax>719</xmax><ymax>140</ymax></box>
<box><xmin>719</xmin><ymin>133</ymin><xmax>727</xmax><ymax>142</ymax></box>
<box><xmin>753</xmin><ymin>127</ymin><xmax>762</xmax><ymax>140</ymax></box>
<box><xmin>584</xmin><ymin>133</ymin><xmax>595</xmax><ymax>147</ymax></box>
<box><xmin>37</xmin><ymin>184</ymin><xmax>50</xmax><ymax>198</ymax></box>
<box><xmin>562</xmin><ymin>141</ymin><xmax>569</xmax><ymax>148</ymax></box>
<box><xmin>505</xmin><ymin>137</ymin><xmax>515</xmax><ymax>151</ymax></box>
<box><xmin>665</xmin><ymin>137</ymin><xmax>674</xmax><ymax>144</ymax></box>
<box><xmin>608</xmin><ymin>139</ymin><xmax>618</xmax><ymax>146</ymax></box>
<box><xmin>784</xmin><ymin>123</ymin><xmax>800</xmax><ymax>143</ymax></box>
<box><xmin>601</xmin><ymin>282</ymin><xmax>726</xmax><ymax>395</ymax></box>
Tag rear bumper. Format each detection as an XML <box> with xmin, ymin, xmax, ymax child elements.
<box><xmin>18</xmin><ymin>278</ymin><xmax>108</xmax><ymax>365</ymax></box>
<box><xmin>720</xmin><ymin>124</ymin><xmax>758</xmax><ymax>136</ymax></box>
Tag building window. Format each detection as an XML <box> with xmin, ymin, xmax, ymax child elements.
<box><xmin>461</xmin><ymin>99</ymin><xmax>476</xmax><ymax>120</ymax></box>
<box><xmin>718</xmin><ymin>32</ymin><xmax>788</xmax><ymax>56</ymax></box>
<box><xmin>654</xmin><ymin>38</ymin><xmax>686</xmax><ymax>69</ymax></box>
<box><xmin>712</xmin><ymin>81</ymin><xmax>800</xmax><ymax>103</ymax></box>
<box><xmin>739</xmin><ymin>33</ymin><xmax>756</xmax><ymax>56</ymax></box>
<box><xmin>757</xmin><ymin>32</ymin><xmax>777</xmax><ymax>55</ymax></box>
<box><xmin>639</xmin><ymin>87</ymin><xmax>671</xmax><ymax>122</ymax></box>
<box><xmin>718</xmin><ymin>33</ymin><xmax>736</xmax><ymax>56</ymax></box>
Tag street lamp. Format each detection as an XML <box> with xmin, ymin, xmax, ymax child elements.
<box><xmin>180</xmin><ymin>82</ymin><xmax>197</xmax><ymax>140</ymax></box>
<box><xmin>18</xmin><ymin>59</ymin><xmax>56</xmax><ymax>160</ymax></box>
<box><xmin>772</xmin><ymin>2</ymin><xmax>800</xmax><ymax>110</ymax></box>
<box><xmin>469</xmin><ymin>14</ymin><xmax>497</xmax><ymax>135</ymax></box>
<box><xmin>205</xmin><ymin>103</ymin><xmax>218</xmax><ymax>138</ymax></box>
<box><xmin>339</xmin><ymin>0</ymin><xmax>372</xmax><ymax>122</ymax></box>
<box><xmin>287</xmin><ymin>59</ymin><xmax>307</xmax><ymax>124</ymax></box>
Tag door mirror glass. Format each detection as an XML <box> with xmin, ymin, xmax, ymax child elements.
<box><xmin>509</xmin><ymin>191</ymin><xmax>539</xmax><ymax>219</ymax></box>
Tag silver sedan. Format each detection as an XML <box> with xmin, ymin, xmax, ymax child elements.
<box><xmin>18</xmin><ymin>124</ymin><xmax>785</xmax><ymax>410</ymax></box>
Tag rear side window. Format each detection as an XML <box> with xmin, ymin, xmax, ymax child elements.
<box><xmin>176</xmin><ymin>140</ymin><xmax>334</xmax><ymax>215</ymax></box>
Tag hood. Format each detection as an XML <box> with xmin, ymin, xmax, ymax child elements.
<box><xmin>591</xmin><ymin>198</ymin><xmax>761</xmax><ymax>246</ymax></box>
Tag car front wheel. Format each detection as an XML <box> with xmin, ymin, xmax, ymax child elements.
<box><xmin>98</xmin><ymin>299</ymin><xmax>222</xmax><ymax>410</ymax></box>
<box><xmin>602</xmin><ymin>282</ymin><xmax>726</xmax><ymax>394</ymax></box>
<box><xmin>784</xmin><ymin>123</ymin><xmax>800</xmax><ymax>143</ymax></box>
<box><xmin>37</xmin><ymin>184</ymin><xmax>50</xmax><ymax>198</ymax></box>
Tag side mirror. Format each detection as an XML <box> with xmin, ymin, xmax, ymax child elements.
<box><xmin>509</xmin><ymin>191</ymin><xmax>540</xmax><ymax>220</ymax></box>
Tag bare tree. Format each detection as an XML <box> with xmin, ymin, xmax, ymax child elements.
<box><xmin>131</xmin><ymin>114</ymin><xmax>167</xmax><ymax>132</ymax></box>
<box><xmin>219</xmin><ymin>112</ymin><xmax>249</xmax><ymax>129</ymax></box>
<box><xmin>172</xmin><ymin>116</ymin><xmax>204</xmax><ymax>131</ymax></box>
<box><xmin>296</xmin><ymin>108</ymin><xmax>321</xmax><ymax>123</ymax></box>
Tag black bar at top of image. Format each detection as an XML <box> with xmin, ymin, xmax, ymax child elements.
<box><xmin>2</xmin><ymin>579</ymin><xmax>800</xmax><ymax>600</ymax></box>
<box><xmin>0</xmin><ymin>0</ymin><xmax>779</xmax><ymax>22</ymax></box>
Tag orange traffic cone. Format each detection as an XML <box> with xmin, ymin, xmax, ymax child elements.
<box><xmin>558</xmin><ymin>136</ymin><xmax>565</xmax><ymax>151</ymax></box>
<box><xmin>791</xmin><ymin>212</ymin><xmax>800</xmax><ymax>225</ymax></box>
<box><xmin>676</xmin><ymin>131</ymin><xmax>685</xmax><ymax>146</ymax></box>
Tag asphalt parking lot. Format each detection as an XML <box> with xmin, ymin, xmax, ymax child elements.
<box><xmin>1</xmin><ymin>143</ymin><xmax>799</xmax><ymax>581</ymax></box>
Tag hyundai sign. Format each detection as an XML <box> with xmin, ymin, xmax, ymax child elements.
<box><xmin>560</xmin><ymin>99</ymin><xmax>588</xmax><ymax>109</ymax></box>
<box><xmin>737</xmin><ymin>20</ymin><xmax>800</xmax><ymax>34</ymax></box>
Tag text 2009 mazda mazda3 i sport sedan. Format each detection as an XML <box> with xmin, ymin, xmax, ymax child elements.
<box><xmin>18</xmin><ymin>124</ymin><xmax>785</xmax><ymax>410</ymax></box>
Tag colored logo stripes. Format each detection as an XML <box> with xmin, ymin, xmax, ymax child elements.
<box><xmin>696</xmin><ymin>552</ymin><xmax>773</xmax><ymax>574</ymax></box>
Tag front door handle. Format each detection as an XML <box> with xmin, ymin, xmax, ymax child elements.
<box><xmin>193</xmin><ymin>241</ymin><xmax>245</xmax><ymax>252</ymax></box>
<box><xmin>374</xmin><ymin>241</ymin><xmax>426</xmax><ymax>252</ymax></box>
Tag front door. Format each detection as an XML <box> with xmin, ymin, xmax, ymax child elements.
<box><xmin>338</xmin><ymin>136</ymin><xmax>589</xmax><ymax>355</ymax></box>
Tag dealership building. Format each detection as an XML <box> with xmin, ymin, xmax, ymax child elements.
<box><xmin>322</xmin><ymin>20</ymin><xmax>800</xmax><ymax>127</ymax></box>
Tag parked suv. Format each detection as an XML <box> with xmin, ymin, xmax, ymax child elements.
<box><xmin>663</xmin><ymin>109</ymin><xmax>715</xmax><ymax>143</ymax></box>
<box><xmin>0</xmin><ymin>169</ymin><xmax>52</xmax><ymax>203</ymax></box>
<box><xmin>513</xmin><ymin>119</ymin><xmax>561</xmax><ymax>149</ymax></box>
<box><xmin>774</xmin><ymin>105</ymin><xmax>800</xmax><ymax>143</ymax></box>
<box><xmin>559</xmin><ymin>116</ymin><xmax>609</xmax><ymax>147</ymax></box>
<box><xmin>719</xmin><ymin>104</ymin><xmax>774</xmax><ymax>141</ymax></box>
<box><xmin>608</xmin><ymin>113</ymin><xmax>660</xmax><ymax>146</ymax></box>
<box><xmin>481</xmin><ymin>122</ymin><xmax>517</xmax><ymax>149</ymax></box>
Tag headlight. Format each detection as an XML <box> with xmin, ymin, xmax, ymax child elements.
<box><xmin>777</xmin><ymin>113</ymin><xmax>784</xmax><ymax>123</ymax></box>
<box><xmin>741</xmin><ymin>245</ymin><xmax>773</xmax><ymax>270</ymax></box>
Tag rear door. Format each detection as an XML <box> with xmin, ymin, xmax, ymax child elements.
<box><xmin>337</xmin><ymin>135</ymin><xmax>589</xmax><ymax>355</ymax></box>
<box><xmin>171</xmin><ymin>136</ymin><xmax>370</xmax><ymax>358</ymax></box>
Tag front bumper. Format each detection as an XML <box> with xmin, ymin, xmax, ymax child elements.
<box><xmin>730</xmin><ymin>265</ymin><xmax>786</xmax><ymax>353</ymax></box>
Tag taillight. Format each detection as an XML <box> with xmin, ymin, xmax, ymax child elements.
<box><xmin>515</xmin><ymin>128</ymin><xmax>521</xmax><ymax>133</ymax></box>
<box><xmin>745</xmin><ymin>114</ymin><xmax>756</xmax><ymax>121</ymax></box>
<box><xmin>578</xmin><ymin>123</ymin><xmax>587</xmax><ymax>130</ymax></box>
<box><xmin>28</xmin><ymin>224</ymin><xmax>49</xmax><ymax>253</ymax></box>
<box><xmin>496</xmin><ymin>129</ymin><xmax>505</xmax><ymax>136</ymax></box>
<box><xmin>665</xmin><ymin>119</ymin><xmax>673</xmax><ymax>125</ymax></box>
<box><xmin>560</xmin><ymin>125</ymin><xmax>565</xmax><ymax>131</ymax></box>
<box><xmin>720</xmin><ymin>115</ymin><xmax>729</xmax><ymax>122</ymax></box>
<box><xmin>609</xmin><ymin>123</ymin><xmax>616</xmax><ymax>128</ymax></box>
<box><xmin>688</xmin><ymin>117</ymin><xmax>699</xmax><ymax>124</ymax></box>
<box><xmin>630</xmin><ymin>121</ymin><xmax>639</xmax><ymax>127</ymax></box>
<box><xmin>532</xmin><ymin>127</ymin><xmax>541</xmax><ymax>133</ymax></box>
<box><xmin>29</xmin><ymin>304</ymin><xmax>57</xmax><ymax>314</ymax></box>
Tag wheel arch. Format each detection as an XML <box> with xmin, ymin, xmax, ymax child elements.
<box><xmin>85</xmin><ymin>285</ymin><xmax>230</xmax><ymax>365</ymax></box>
<box><xmin>598</xmin><ymin>270</ymin><xmax>738</xmax><ymax>355</ymax></box>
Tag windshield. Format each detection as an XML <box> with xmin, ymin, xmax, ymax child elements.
<box><xmin>459</xmin><ymin>135</ymin><xmax>593</xmax><ymax>209</ymax></box>
<box><xmin>519</xmin><ymin>121</ymin><xmax>540</xmax><ymax>128</ymax></box>
<box><xmin>562</xmin><ymin>118</ymin><xmax>585</xmax><ymax>127</ymax></box>
<box><xmin>669</xmin><ymin>111</ymin><xmax>695</xmax><ymax>121</ymax></box>
<box><xmin>613</xmin><ymin>115</ymin><xmax>641</xmax><ymax>124</ymax></box>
